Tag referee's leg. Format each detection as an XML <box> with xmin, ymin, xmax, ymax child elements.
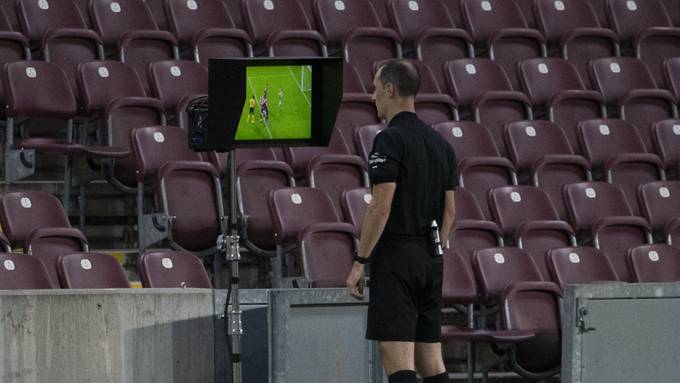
<box><xmin>380</xmin><ymin>341</ymin><xmax>416</xmax><ymax>383</ymax></box>
<box><xmin>415</xmin><ymin>342</ymin><xmax>449</xmax><ymax>382</ymax></box>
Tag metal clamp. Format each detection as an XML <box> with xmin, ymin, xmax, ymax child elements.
<box><xmin>217</xmin><ymin>234</ymin><xmax>241</xmax><ymax>261</ymax></box>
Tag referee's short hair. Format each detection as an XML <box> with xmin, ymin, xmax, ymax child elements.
<box><xmin>378</xmin><ymin>59</ymin><xmax>421</xmax><ymax>98</ymax></box>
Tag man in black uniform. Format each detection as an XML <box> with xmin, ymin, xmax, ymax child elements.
<box><xmin>346</xmin><ymin>60</ymin><xmax>457</xmax><ymax>383</ymax></box>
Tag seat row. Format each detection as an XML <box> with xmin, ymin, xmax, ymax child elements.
<box><xmin>0</xmin><ymin>249</ymin><xmax>212</xmax><ymax>289</ymax></box>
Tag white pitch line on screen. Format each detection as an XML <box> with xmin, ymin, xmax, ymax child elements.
<box><xmin>247</xmin><ymin>77</ymin><xmax>273</xmax><ymax>139</ymax></box>
<box><xmin>286</xmin><ymin>66</ymin><xmax>311</xmax><ymax>107</ymax></box>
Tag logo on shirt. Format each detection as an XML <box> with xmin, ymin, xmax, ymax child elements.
<box><xmin>369</xmin><ymin>152</ymin><xmax>387</xmax><ymax>169</ymax></box>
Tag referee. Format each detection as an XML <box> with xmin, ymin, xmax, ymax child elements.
<box><xmin>346</xmin><ymin>60</ymin><xmax>457</xmax><ymax>383</ymax></box>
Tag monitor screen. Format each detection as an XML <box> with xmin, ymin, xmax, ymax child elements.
<box><xmin>200</xmin><ymin>57</ymin><xmax>343</xmax><ymax>152</ymax></box>
<box><xmin>237</xmin><ymin>65</ymin><xmax>312</xmax><ymax>141</ymax></box>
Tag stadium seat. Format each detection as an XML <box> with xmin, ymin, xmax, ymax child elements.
<box><xmin>298</xmin><ymin>222</ymin><xmax>356</xmax><ymax>287</ymax></box>
<box><xmin>307</xmin><ymin>154</ymin><xmax>369</xmax><ymax>214</ymax></box>
<box><xmin>386</xmin><ymin>0</ymin><xmax>473</xmax><ymax>83</ymax></box>
<box><xmin>531</xmin><ymin>154</ymin><xmax>592</xmax><ymax>221</ymax></box>
<box><xmin>0</xmin><ymin>191</ymin><xmax>71</xmax><ymax>249</ymax></box>
<box><xmin>0</xmin><ymin>252</ymin><xmax>55</xmax><ymax>289</ymax></box>
<box><xmin>340</xmin><ymin>187</ymin><xmax>371</xmax><ymax>233</ymax></box>
<box><xmin>335</xmin><ymin>94</ymin><xmax>380</xmax><ymax>155</ymax></box>
<box><xmin>459</xmin><ymin>156</ymin><xmax>518</xmax><ymax>220</ymax></box>
<box><xmin>0</xmin><ymin>31</ymin><xmax>30</xmax><ymax>109</ymax></box>
<box><xmin>355</xmin><ymin>123</ymin><xmax>385</xmax><ymax>162</ymax></box>
<box><xmin>25</xmin><ymin>227</ymin><xmax>88</xmax><ymax>287</ymax></box>
<box><xmin>414</xmin><ymin>94</ymin><xmax>458</xmax><ymax>125</ymax></box>
<box><xmin>16</xmin><ymin>0</ymin><xmax>88</xmax><ymax>45</ymax></box>
<box><xmin>0</xmin><ymin>0</ymin><xmax>20</xmax><ymax>31</ymax></box>
<box><xmin>534</xmin><ymin>0</ymin><xmax>619</xmax><ymax>85</ymax></box>
<box><xmin>444</xmin><ymin>58</ymin><xmax>533</xmax><ymax>156</ymax></box>
<box><xmin>546</xmin><ymin>246</ymin><xmax>619</xmax><ymax>290</ymax></box>
<box><xmin>90</xmin><ymin>0</ymin><xmax>179</xmax><ymax>93</ymax></box>
<box><xmin>563</xmin><ymin>182</ymin><xmax>652</xmax><ymax>281</ymax></box>
<box><xmin>504</xmin><ymin>120</ymin><xmax>580</xmax><ymax>182</ymax></box>
<box><xmin>148</xmin><ymin>60</ymin><xmax>208</xmax><ymax>122</ymax></box>
<box><xmin>663</xmin><ymin>57</ymin><xmax>680</xmax><ymax>101</ymax></box>
<box><xmin>165</xmin><ymin>0</ymin><xmax>252</xmax><ymax>61</ymax></box>
<box><xmin>607</xmin><ymin>0</ymin><xmax>680</xmax><ymax>64</ymax></box>
<box><xmin>433</xmin><ymin>121</ymin><xmax>500</xmax><ymax>161</ymax></box>
<box><xmin>0</xmin><ymin>233</ymin><xmax>9</xmax><ymax>252</ymax></box>
<box><xmin>314</xmin><ymin>0</ymin><xmax>401</xmax><ymax>86</ymax></box>
<box><xmin>489</xmin><ymin>186</ymin><xmax>576</xmax><ymax>278</ymax></box>
<box><xmin>342</xmin><ymin>63</ymin><xmax>367</xmax><ymax>94</ymax></box>
<box><xmin>139</xmin><ymin>250</ymin><xmax>212</xmax><ymax>288</ymax></box>
<box><xmin>2</xmin><ymin>61</ymin><xmax>81</xmax><ymax>209</ymax></box>
<box><xmin>499</xmin><ymin>281</ymin><xmax>562</xmax><ymax>380</ymax></box>
<box><xmin>589</xmin><ymin>58</ymin><xmax>678</xmax><ymax>146</ymax></box>
<box><xmin>638</xmin><ymin>181</ymin><xmax>680</xmax><ymax>241</ymax></box>
<box><xmin>140</xmin><ymin>0</ymin><xmax>171</xmax><ymax>31</ymax></box>
<box><xmin>518</xmin><ymin>58</ymin><xmax>605</xmax><ymax>130</ymax></box>
<box><xmin>661</xmin><ymin>0</ymin><xmax>680</xmax><ymax>26</ymax></box>
<box><xmin>283</xmin><ymin>132</ymin><xmax>350</xmax><ymax>179</ymax></box>
<box><xmin>268</xmin><ymin>187</ymin><xmax>342</xmax><ymax>286</ymax></box>
<box><xmin>77</xmin><ymin>60</ymin><xmax>165</xmax><ymax>194</ymax></box>
<box><xmin>473</xmin><ymin>247</ymin><xmax>543</xmax><ymax>301</ymax></box>
<box><xmin>589</xmin><ymin>0</ymin><xmax>610</xmax><ymax>28</ymax></box>
<box><xmin>651</xmin><ymin>119</ymin><xmax>680</xmax><ymax>178</ymax></box>
<box><xmin>241</xmin><ymin>0</ymin><xmax>326</xmax><ymax>57</ymax></box>
<box><xmin>57</xmin><ymin>252</ymin><xmax>130</xmax><ymax>288</ymax></box>
<box><xmin>460</xmin><ymin>0</ymin><xmax>547</xmax><ymax>89</ymax></box>
<box><xmin>237</xmin><ymin>159</ymin><xmax>296</xmax><ymax>255</ymax></box>
<box><xmin>130</xmin><ymin>125</ymin><xmax>209</xmax><ymax>251</ymax></box>
<box><xmin>627</xmin><ymin>244</ymin><xmax>680</xmax><ymax>282</ymax></box>
<box><xmin>578</xmin><ymin>119</ymin><xmax>665</xmax><ymax>214</ymax></box>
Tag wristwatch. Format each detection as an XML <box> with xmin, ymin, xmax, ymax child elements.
<box><xmin>352</xmin><ymin>250</ymin><xmax>370</xmax><ymax>264</ymax></box>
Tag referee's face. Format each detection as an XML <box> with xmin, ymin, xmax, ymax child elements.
<box><xmin>372</xmin><ymin>69</ymin><xmax>387</xmax><ymax>121</ymax></box>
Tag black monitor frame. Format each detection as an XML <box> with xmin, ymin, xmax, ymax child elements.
<box><xmin>205</xmin><ymin>57</ymin><xmax>343</xmax><ymax>152</ymax></box>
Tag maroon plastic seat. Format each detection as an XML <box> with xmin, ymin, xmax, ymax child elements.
<box><xmin>307</xmin><ymin>154</ymin><xmax>368</xmax><ymax>214</ymax></box>
<box><xmin>563</xmin><ymin>182</ymin><xmax>652</xmax><ymax>281</ymax></box>
<box><xmin>546</xmin><ymin>246</ymin><xmax>619</xmax><ymax>290</ymax></box>
<box><xmin>627</xmin><ymin>244</ymin><xmax>680</xmax><ymax>282</ymax></box>
<box><xmin>355</xmin><ymin>123</ymin><xmax>386</xmax><ymax>162</ymax></box>
<box><xmin>77</xmin><ymin>60</ymin><xmax>164</xmax><ymax>193</ymax></box>
<box><xmin>340</xmin><ymin>187</ymin><xmax>371</xmax><ymax>233</ymax></box>
<box><xmin>90</xmin><ymin>0</ymin><xmax>179</xmax><ymax>94</ymax></box>
<box><xmin>661</xmin><ymin>0</ymin><xmax>680</xmax><ymax>26</ymax></box>
<box><xmin>461</xmin><ymin>0</ymin><xmax>547</xmax><ymax>89</ymax></box>
<box><xmin>283</xmin><ymin>132</ymin><xmax>350</xmax><ymax>179</ymax></box>
<box><xmin>504</xmin><ymin>120</ymin><xmax>582</xmax><ymax>182</ymax></box>
<box><xmin>148</xmin><ymin>60</ymin><xmax>208</xmax><ymax>118</ymax></box>
<box><xmin>268</xmin><ymin>187</ymin><xmax>342</xmax><ymax>286</ymax></box>
<box><xmin>663</xmin><ymin>58</ymin><xmax>680</xmax><ymax>101</ymax></box>
<box><xmin>166</xmin><ymin>0</ymin><xmax>252</xmax><ymax>62</ymax></box>
<box><xmin>314</xmin><ymin>0</ymin><xmax>400</xmax><ymax>86</ymax></box>
<box><xmin>335</xmin><ymin>94</ymin><xmax>380</xmax><ymax>155</ymax></box>
<box><xmin>459</xmin><ymin>158</ymin><xmax>518</xmax><ymax>220</ymax></box>
<box><xmin>607</xmin><ymin>0</ymin><xmax>680</xmax><ymax>75</ymax></box>
<box><xmin>158</xmin><ymin>161</ymin><xmax>225</xmax><ymax>252</ymax></box>
<box><xmin>589</xmin><ymin>58</ymin><xmax>678</xmax><ymax>145</ymax></box>
<box><xmin>489</xmin><ymin>186</ymin><xmax>577</xmax><ymax>279</ymax></box>
<box><xmin>16</xmin><ymin>0</ymin><xmax>88</xmax><ymax>44</ymax></box>
<box><xmin>589</xmin><ymin>0</ymin><xmax>610</xmax><ymax>28</ymax></box>
<box><xmin>0</xmin><ymin>252</ymin><xmax>54</xmax><ymax>289</ymax></box>
<box><xmin>242</xmin><ymin>0</ymin><xmax>326</xmax><ymax>57</ymax></box>
<box><xmin>139</xmin><ymin>250</ymin><xmax>212</xmax><ymax>288</ymax></box>
<box><xmin>578</xmin><ymin>119</ymin><xmax>665</xmax><ymax>214</ymax></box>
<box><xmin>531</xmin><ymin>155</ymin><xmax>592</xmax><ymax>221</ymax></box>
<box><xmin>651</xmin><ymin>119</ymin><xmax>680</xmax><ymax>177</ymax></box>
<box><xmin>433</xmin><ymin>121</ymin><xmax>499</xmax><ymax>161</ymax></box>
<box><xmin>534</xmin><ymin>0</ymin><xmax>619</xmax><ymax>87</ymax></box>
<box><xmin>386</xmin><ymin>0</ymin><xmax>472</xmax><ymax>85</ymax></box>
<box><xmin>25</xmin><ymin>227</ymin><xmax>88</xmax><ymax>287</ymax></box>
<box><xmin>57</xmin><ymin>252</ymin><xmax>130</xmax><ymax>288</ymax></box>
<box><xmin>343</xmin><ymin>63</ymin><xmax>367</xmax><ymax>94</ymax></box>
<box><xmin>444</xmin><ymin>59</ymin><xmax>533</xmax><ymax>156</ymax></box>
<box><xmin>473</xmin><ymin>247</ymin><xmax>543</xmax><ymax>301</ymax></box>
<box><xmin>237</xmin><ymin>160</ymin><xmax>295</xmax><ymax>254</ymax></box>
<box><xmin>414</xmin><ymin>94</ymin><xmax>458</xmax><ymax>126</ymax></box>
<box><xmin>0</xmin><ymin>31</ymin><xmax>30</xmax><ymax>112</ymax></box>
<box><xmin>450</xmin><ymin>220</ymin><xmax>504</xmax><ymax>266</ymax></box>
<box><xmin>0</xmin><ymin>0</ymin><xmax>20</xmax><ymax>31</ymax></box>
<box><xmin>0</xmin><ymin>191</ymin><xmax>71</xmax><ymax>250</ymax></box>
<box><xmin>366</xmin><ymin>0</ymin><xmax>392</xmax><ymax>28</ymax></box>
<box><xmin>518</xmin><ymin>58</ymin><xmax>605</xmax><ymax>130</ymax></box>
<box><xmin>638</xmin><ymin>181</ymin><xmax>680</xmax><ymax>241</ymax></box>
<box><xmin>298</xmin><ymin>222</ymin><xmax>356</xmax><ymax>287</ymax></box>
<box><xmin>499</xmin><ymin>281</ymin><xmax>562</xmax><ymax>380</ymax></box>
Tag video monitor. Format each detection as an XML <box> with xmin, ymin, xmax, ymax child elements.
<box><xmin>197</xmin><ymin>57</ymin><xmax>343</xmax><ymax>152</ymax></box>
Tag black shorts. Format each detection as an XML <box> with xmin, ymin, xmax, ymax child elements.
<box><xmin>366</xmin><ymin>239</ymin><xmax>443</xmax><ymax>343</ymax></box>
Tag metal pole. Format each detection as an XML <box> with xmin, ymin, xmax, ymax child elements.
<box><xmin>225</xmin><ymin>148</ymin><xmax>243</xmax><ymax>383</ymax></box>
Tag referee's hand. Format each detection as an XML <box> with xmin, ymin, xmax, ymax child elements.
<box><xmin>346</xmin><ymin>263</ymin><xmax>365</xmax><ymax>300</ymax></box>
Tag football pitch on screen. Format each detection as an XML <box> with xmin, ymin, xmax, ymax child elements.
<box><xmin>236</xmin><ymin>65</ymin><xmax>312</xmax><ymax>141</ymax></box>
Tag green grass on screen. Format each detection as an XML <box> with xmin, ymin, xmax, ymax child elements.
<box><xmin>236</xmin><ymin>65</ymin><xmax>312</xmax><ymax>141</ymax></box>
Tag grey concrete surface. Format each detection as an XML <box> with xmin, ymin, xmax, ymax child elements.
<box><xmin>0</xmin><ymin>289</ymin><xmax>214</xmax><ymax>383</ymax></box>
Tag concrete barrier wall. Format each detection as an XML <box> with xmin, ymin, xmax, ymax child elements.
<box><xmin>0</xmin><ymin>289</ymin><xmax>215</xmax><ymax>383</ymax></box>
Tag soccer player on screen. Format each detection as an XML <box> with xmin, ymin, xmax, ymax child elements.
<box><xmin>260</xmin><ymin>94</ymin><xmax>269</xmax><ymax>122</ymax></box>
<box><xmin>277</xmin><ymin>88</ymin><xmax>284</xmax><ymax>111</ymax></box>
<box><xmin>248</xmin><ymin>95</ymin><xmax>256</xmax><ymax>123</ymax></box>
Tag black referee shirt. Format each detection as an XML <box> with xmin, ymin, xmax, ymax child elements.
<box><xmin>368</xmin><ymin>112</ymin><xmax>458</xmax><ymax>238</ymax></box>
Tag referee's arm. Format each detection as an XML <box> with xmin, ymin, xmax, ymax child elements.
<box><xmin>346</xmin><ymin>182</ymin><xmax>396</xmax><ymax>300</ymax></box>
<box><xmin>439</xmin><ymin>191</ymin><xmax>456</xmax><ymax>249</ymax></box>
